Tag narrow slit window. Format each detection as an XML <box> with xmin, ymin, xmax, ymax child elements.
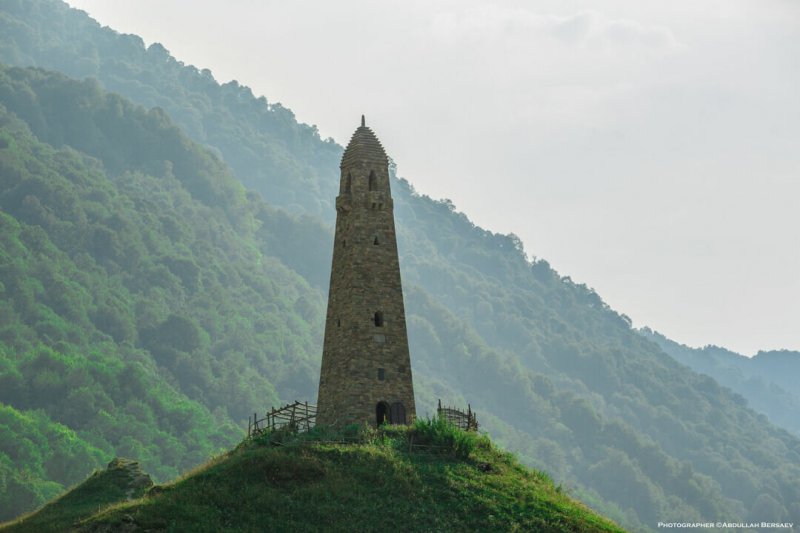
<box><xmin>345</xmin><ymin>172</ymin><xmax>352</xmax><ymax>193</ymax></box>
<box><xmin>374</xmin><ymin>311</ymin><xmax>384</xmax><ymax>327</ymax></box>
<box><xmin>377</xmin><ymin>368</ymin><xmax>385</xmax><ymax>381</ymax></box>
<box><xmin>337</xmin><ymin>319</ymin><xmax>341</xmax><ymax>327</ymax></box>
<box><xmin>373</xmin><ymin>235</ymin><xmax>380</xmax><ymax>245</ymax></box>
<box><xmin>368</xmin><ymin>170</ymin><xmax>377</xmax><ymax>191</ymax></box>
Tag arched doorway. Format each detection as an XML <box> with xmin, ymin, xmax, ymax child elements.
<box><xmin>376</xmin><ymin>401</ymin><xmax>390</xmax><ymax>426</ymax></box>
<box><xmin>376</xmin><ymin>401</ymin><xmax>406</xmax><ymax>425</ymax></box>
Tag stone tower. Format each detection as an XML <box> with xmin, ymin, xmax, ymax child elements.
<box><xmin>316</xmin><ymin>116</ymin><xmax>416</xmax><ymax>427</ymax></box>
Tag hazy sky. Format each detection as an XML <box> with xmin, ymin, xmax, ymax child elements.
<box><xmin>66</xmin><ymin>0</ymin><xmax>800</xmax><ymax>356</ymax></box>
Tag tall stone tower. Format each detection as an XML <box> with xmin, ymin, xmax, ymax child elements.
<box><xmin>316</xmin><ymin>116</ymin><xmax>416</xmax><ymax>427</ymax></box>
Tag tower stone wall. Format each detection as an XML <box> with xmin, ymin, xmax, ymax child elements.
<box><xmin>316</xmin><ymin>117</ymin><xmax>416</xmax><ymax>427</ymax></box>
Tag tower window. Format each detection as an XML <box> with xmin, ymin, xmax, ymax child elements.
<box><xmin>374</xmin><ymin>311</ymin><xmax>384</xmax><ymax>327</ymax></box>
<box><xmin>373</xmin><ymin>235</ymin><xmax>380</xmax><ymax>245</ymax></box>
<box><xmin>377</xmin><ymin>368</ymin><xmax>385</xmax><ymax>381</ymax></box>
<box><xmin>368</xmin><ymin>170</ymin><xmax>377</xmax><ymax>191</ymax></box>
<box><xmin>372</xmin><ymin>203</ymin><xmax>377</xmax><ymax>209</ymax></box>
<box><xmin>345</xmin><ymin>172</ymin><xmax>352</xmax><ymax>193</ymax></box>
<box><xmin>337</xmin><ymin>319</ymin><xmax>341</xmax><ymax>327</ymax></box>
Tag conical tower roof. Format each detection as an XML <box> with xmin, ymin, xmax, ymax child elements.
<box><xmin>341</xmin><ymin>115</ymin><xmax>388</xmax><ymax>168</ymax></box>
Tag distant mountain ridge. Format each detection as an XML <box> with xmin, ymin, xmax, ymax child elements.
<box><xmin>643</xmin><ymin>328</ymin><xmax>800</xmax><ymax>435</ymax></box>
<box><xmin>751</xmin><ymin>349</ymin><xmax>800</xmax><ymax>396</ymax></box>
<box><xmin>1</xmin><ymin>2</ymin><xmax>799</xmax><ymax>531</ymax></box>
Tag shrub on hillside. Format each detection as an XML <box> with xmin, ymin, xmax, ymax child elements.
<box><xmin>410</xmin><ymin>417</ymin><xmax>489</xmax><ymax>459</ymax></box>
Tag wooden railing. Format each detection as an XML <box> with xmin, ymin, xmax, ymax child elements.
<box><xmin>437</xmin><ymin>399</ymin><xmax>479</xmax><ymax>431</ymax></box>
<box><xmin>247</xmin><ymin>401</ymin><xmax>316</xmax><ymax>438</ymax></box>
<box><xmin>247</xmin><ymin>400</ymin><xmax>478</xmax><ymax>438</ymax></box>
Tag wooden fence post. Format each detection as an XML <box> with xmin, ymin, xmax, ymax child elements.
<box><xmin>246</xmin><ymin>400</ymin><xmax>321</xmax><ymax>437</ymax></box>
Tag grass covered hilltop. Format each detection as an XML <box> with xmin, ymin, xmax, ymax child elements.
<box><xmin>2</xmin><ymin>420</ymin><xmax>624</xmax><ymax>532</ymax></box>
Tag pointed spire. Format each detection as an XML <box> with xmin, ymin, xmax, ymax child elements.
<box><xmin>341</xmin><ymin>116</ymin><xmax>388</xmax><ymax>168</ymax></box>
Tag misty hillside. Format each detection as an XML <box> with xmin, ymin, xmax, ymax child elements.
<box><xmin>1</xmin><ymin>2</ymin><xmax>800</xmax><ymax>531</ymax></box>
<box><xmin>749</xmin><ymin>350</ymin><xmax>800</xmax><ymax>397</ymax></box>
<box><xmin>643</xmin><ymin>329</ymin><xmax>800</xmax><ymax>436</ymax></box>
<box><xmin>0</xmin><ymin>0</ymin><xmax>340</xmax><ymax>219</ymax></box>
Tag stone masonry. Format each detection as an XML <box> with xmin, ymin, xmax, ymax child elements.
<box><xmin>316</xmin><ymin>116</ymin><xmax>416</xmax><ymax>427</ymax></box>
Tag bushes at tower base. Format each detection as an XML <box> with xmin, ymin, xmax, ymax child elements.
<box><xmin>247</xmin><ymin>416</ymin><xmax>491</xmax><ymax>461</ymax></box>
<box><xmin>409</xmin><ymin>417</ymin><xmax>490</xmax><ymax>459</ymax></box>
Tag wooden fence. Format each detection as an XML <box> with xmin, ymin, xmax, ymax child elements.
<box><xmin>247</xmin><ymin>399</ymin><xmax>477</xmax><ymax>438</ymax></box>
<box><xmin>247</xmin><ymin>401</ymin><xmax>316</xmax><ymax>438</ymax></box>
<box><xmin>437</xmin><ymin>399</ymin><xmax>479</xmax><ymax>431</ymax></box>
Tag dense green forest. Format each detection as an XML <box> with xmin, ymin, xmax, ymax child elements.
<box><xmin>0</xmin><ymin>66</ymin><xmax>328</xmax><ymax>517</ymax></box>
<box><xmin>643</xmin><ymin>329</ymin><xmax>800</xmax><ymax>436</ymax></box>
<box><xmin>1</xmin><ymin>2</ymin><xmax>800</xmax><ymax>531</ymax></box>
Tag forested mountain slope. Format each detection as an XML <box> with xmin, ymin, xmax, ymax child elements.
<box><xmin>0</xmin><ymin>0</ymin><xmax>341</xmax><ymax>218</ymax></box>
<box><xmin>749</xmin><ymin>350</ymin><xmax>800</xmax><ymax>397</ymax></box>
<box><xmin>0</xmin><ymin>66</ymin><xmax>330</xmax><ymax>519</ymax></box>
<box><xmin>1</xmin><ymin>2</ymin><xmax>800</xmax><ymax>531</ymax></box>
<box><xmin>643</xmin><ymin>329</ymin><xmax>800</xmax><ymax>436</ymax></box>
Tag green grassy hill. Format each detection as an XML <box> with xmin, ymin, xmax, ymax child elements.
<box><xmin>0</xmin><ymin>458</ymin><xmax>152</xmax><ymax>533</ymax></box>
<box><xmin>2</xmin><ymin>423</ymin><xmax>624</xmax><ymax>533</ymax></box>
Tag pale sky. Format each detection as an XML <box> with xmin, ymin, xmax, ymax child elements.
<box><xmin>66</xmin><ymin>0</ymin><xmax>800</xmax><ymax>356</ymax></box>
